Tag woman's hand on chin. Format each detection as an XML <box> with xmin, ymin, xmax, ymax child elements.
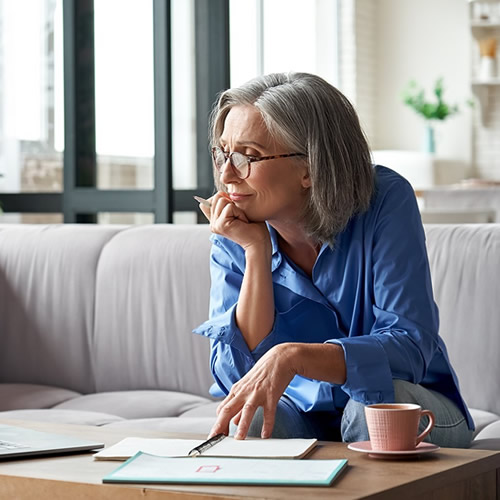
<box><xmin>199</xmin><ymin>191</ymin><xmax>270</xmax><ymax>253</ymax></box>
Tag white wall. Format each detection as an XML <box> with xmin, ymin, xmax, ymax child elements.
<box><xmin>371</xmin><ymin>0</ymin><xmax>472</xmax><ymax>168</ymax></box>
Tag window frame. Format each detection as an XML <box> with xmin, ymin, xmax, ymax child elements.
<box><xmin>0</xmin><ymin>0</ymin><xmax>230</xmax><ymax>223</ymax></box>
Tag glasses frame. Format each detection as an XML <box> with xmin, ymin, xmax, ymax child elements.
<box><xmin>211</xmin><ymin>146</ymin><xmax>305</xmax><ymax>180</ymax></box>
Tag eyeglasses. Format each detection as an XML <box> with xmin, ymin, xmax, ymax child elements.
<box><xmin>211</xmin><ymin>146</ymin><xmax>305</xmax><ymax>180</ymax></box>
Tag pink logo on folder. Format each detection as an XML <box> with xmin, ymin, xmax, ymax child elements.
<box><xmin>196</xmin><ymin>465</ymin><xmax>221</xmax><ymax>473</ymax></box>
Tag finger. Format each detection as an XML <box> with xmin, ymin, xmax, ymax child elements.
<box><xmin>207</xmin><ymin>420</ymin><xmax>229</xmax><ymax>439</ymax></box>
<box><xmin>219</xmin><ymin>203</ymin><xmax>242</xmax><ymax>224</ymax></box>
<box><xmin>211</xmin><ymin>193</ymin><xmax>250</xmax><ymax>226</ymax></box>
<box><xmin>196</xmin><ymin>194</ymin><xmax>218</xmax><ymax>222</ymax></box>
<box><xmin>217</xmin><ymin>202</ymin><xmax>249</xmax><ymax>227</ymax></box>
<box><xmin>214</xmin><ymin>391</ymin><xmax>240</xmax><ymax>421</ymax></box>
<box><xmin>198</xmin><ymin>204</ymin><xmax>211</xmax><ymax>221</ymax></box>
<box><xmin>212</xmin><ymin>192</ymin><xmax>246</xmax><ymax>220</ymax></box>
<box><xmin>232</xmin><ymin>409</ymin><xmax>243</xmax><ymax>426</ymax></box>
<box><xmin>211</xmin><ymin>204</ymin><xmax>241</xmax><ymax>235</ymax></box>
<box><xmin>212</xmin><ymin>190</ymin><xmax>231</xmax><ymax>207</ymax></box>
<box><xmin>210</xmin><ymin>401</ymin><xmax>237</xmax><ymax>438</ymax></box>
<box><xmin>215</xmin><ymin>390</ymin><xmax>237</xmax><ymax>416</ymax></box>
<box><xmin>260</xmin><ymin>404</ymin><xmax>277</xmax><ymax>439</ymax></box>
<box><xmin>234</xmin><ymin>401</ymin><xmax>259</xmax><ymax>440</ymax></box>
<box><xmin>211</xmin><ymin>195</ymin><xmax>232</xmax><ymax>221</ymax></box>
<box><xmin>232</xmin><ymin>206</ymin><xmax>250</xmax><ymax>223</ymax></box>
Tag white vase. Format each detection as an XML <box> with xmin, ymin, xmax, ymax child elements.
<box><xmin>479</xmin><ymin>56</ymin><xmax>496</xmax><ymax>80</ymax></box>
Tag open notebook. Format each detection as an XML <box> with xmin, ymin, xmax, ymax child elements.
<box><xmin>94</xmin><ymin>436</ymin><xmax>317</xmax><ymax>461</ymax></box>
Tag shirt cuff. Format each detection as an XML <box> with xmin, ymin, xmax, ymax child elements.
<box><xmin>209</xmin><ymin>382</ymin><xmax>226</xmax><ymax>398</ymax></box>
<box><xmin>326</xmin><ymin>336</ymin><xmax>395</xmax><ymax>404</ymax></box>
<box><xmin>194</xmin><ymin>306</ymin><xmax>282</xmax><ymax>361</ymax></box>
<box><xmin>192</xmin><ymin>304</ymin><xmax>251</xmax><ymax>356</ymax></box>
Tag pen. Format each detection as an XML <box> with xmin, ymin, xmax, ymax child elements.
<box><xmin>188</xmin><ymin>433</ymin><xmax>226</xmax><ymax>457</ymax></box>
<box><xmin>193</xmin><ymin>195</ymin><xmax>212</xmax><ymax>208</ymax></box>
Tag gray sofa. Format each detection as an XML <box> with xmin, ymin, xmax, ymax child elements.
<box><xmin>0</xmin><ymin>223</ymin><xmax>499</xmax><ymax>449</ymax></box>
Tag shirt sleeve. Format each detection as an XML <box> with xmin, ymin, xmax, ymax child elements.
<box><xmin>192</xmin><ymin>236</ymin><xmax>279</xmax><ymax>395</ymax></box>
<box><xmin>328</xmin><ymin>175</ymin><xmax>440</xmax><ymax>405</ymax></box>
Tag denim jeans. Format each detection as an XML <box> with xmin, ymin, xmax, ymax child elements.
<box><xmin>232</xmin><ymin>380</ymin><xmax>473</xmax><ymax>448</ymax></box>
<box><xmin>229</xmin><ymin>394</ymin><xmax>342</xmax><ymax>441</ymax></box>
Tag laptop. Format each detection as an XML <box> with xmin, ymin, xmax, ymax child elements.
<box><xmin>0</xmin><ymin>424</ymin><xmax>104</xmax><ymax>459</ymax></box>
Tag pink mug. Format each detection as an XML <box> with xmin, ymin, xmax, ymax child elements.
<box><xmin>364</xmin><ymin>403</ymin><xmax>435</xmax><ymax>451</ymax></box>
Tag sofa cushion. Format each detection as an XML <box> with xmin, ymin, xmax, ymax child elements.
<box><xmin>0</xmin><ymin>225</ymin><xmax>124</xmax><ymax>394</ymax></box>
<box><xmin>179</xmin><ymin>401</ymin><xmax>220</xmax><ymax>418</ymax></box>
<box><xmin>469</xmin><ymin>408</ymin><xmax>500</xmax><ymax>438</ymax></box>
<box><xmin>0</xmin><ymin>384</ymin><xmax>81</xmax><ymax>411</ymax></box>
<box><xmin>470</xmin><ymin>438</ymin><xmax>500</xmax><ymax>450</ymax></box>
<box><xmin>92</xmin><ymin>225</ymin><xmax>214</xmax><ymax>398</ymax></box>
<box><xmin>0</xmin><ymin>409</ymin><xmax>124</xmax><ymax>426</ymax></box>
<box><xmin>53</xmin><ymin>390</ymin><xmax>214</xmax><ymax>419</ymax></box>
<box><xmin>473</xmin><ymin>419</ymin><xmax>500</xmax><ymax>441</ymax></box>
<box><xmin>103</xmin><ymin>417</ymin><xmax>215</xmax><ymax>436</ymax></box>
<box><xmin>425</xmin><ymin>224</ymin><xmax>500</xmax><ymax>417</ymax></box>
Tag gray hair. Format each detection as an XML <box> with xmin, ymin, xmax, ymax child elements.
<box><xmin>209</xmin><ymin>72</ymin><xmax>374</xmax><ymax>244</ymax></box>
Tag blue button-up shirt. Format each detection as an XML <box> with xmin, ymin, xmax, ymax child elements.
<box><xmin>193</xmin><ymin>166</ymin><xmax>474</xmax><ymax>430</ymax></box>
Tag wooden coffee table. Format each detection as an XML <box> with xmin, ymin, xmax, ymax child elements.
<box><xmin>0</xmin><ymin>419</ymin><xmax>499</xmax><ymax>499</ymax></box>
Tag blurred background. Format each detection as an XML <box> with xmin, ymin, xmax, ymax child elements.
<box><xmin>0</xmin><ymin>0</ymin><xmax>497</xmax><ymax>225</ymax></box>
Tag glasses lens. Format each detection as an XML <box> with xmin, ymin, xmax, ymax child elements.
<box><xmin>213</xmin><ymin>148</ymin><xmax>226</xmax><ymax>170</ymax></box>
<box><xmin>230</xmin><ymin>153</ymin><xmax>249</xmax><ymax>178</ymax></box>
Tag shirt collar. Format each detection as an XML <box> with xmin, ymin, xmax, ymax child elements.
<box><xmin>267</xmin><ymin>222</ymin><xmax>331</xmax><ymax>270</ymax></box>
<box><xmin>266</xmin><ymin>223</ymin><xmax>336</xmax><ymax>307</ymax></box>
<box><xmin>266</xmin><ymin>223</ymin><xmax>283</xmax><ymax>272</ymax></box>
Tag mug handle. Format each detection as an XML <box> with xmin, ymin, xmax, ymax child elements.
<box><xmin>415</xmin><ymin>409</ymin><xmax>435</xmax><ymax>445</ymax></box>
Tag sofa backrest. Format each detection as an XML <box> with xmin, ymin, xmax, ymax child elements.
<box><xmin>425</xmin><ymin>224</ymin><xmax>500</xmax><ymax>416</ymax></box>
<box><xmin>91</xmin><ymin>225</ymin><xmax>213</xmax><ymax>396</ymax></box>
<box><xmin>1</xmin><ymin>223</ymin><xmax>499</xmax><ymax>414</ymax></box>
<box><xmin>0</xmin><ymin>224</ymin><xmax>213</xmax><ymax>398</ymax></box>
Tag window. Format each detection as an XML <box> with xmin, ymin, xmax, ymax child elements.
<box><xmin>229</xmin><ymin>0</ymin><xmax>338</xmax><ymax>87</ymax></box>
<box><xmin>171</xmin><ymin>0</ymin><xmax>197</xmax><ymax>192</ymax></box>
<box><xmin>0</xmin><ymin>0</ymin><xmax>340</xmax><ymax>225</ymax></box>
<box><xmin>94</xmin><ymin>0</ymin><xmax>154</xmax><ymax>192</ymax></box>
<box><xmin>0</xmin><ymin>0</ymin><xmax>63</xmax><ymax>223</ymax></box>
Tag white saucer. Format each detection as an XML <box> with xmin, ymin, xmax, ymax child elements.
<box><xmin>347</xmin><ymin>441</ymin><xmax>440</xmax><ymax>459</ymax></box>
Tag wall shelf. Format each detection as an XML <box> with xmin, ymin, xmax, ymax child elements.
<box><xmin>469</xmin><ymin>1</ymin><xmax>500</xmax><ymax>125</ymax></box>
<box><xmin>470</xmin><ymin>21</ymin><xmax>500</xmax><ymax>27</ymax></box>
<box><xmin>471</xmin><ymin>78</ymin><xmax>500</xmax><ymax>84</ymax></box>
<box><xmin>471</xmin><ymin>83</ymin><xmax>496</xmax><ymax>125</ymax></box>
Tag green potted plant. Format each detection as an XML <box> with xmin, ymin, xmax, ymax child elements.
<box><xmin>401</xmin><ymin>78</ymin><xmax>467</xmax><ymax>154</ymax></box>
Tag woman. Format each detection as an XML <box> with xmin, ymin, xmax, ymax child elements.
<box><xmin>193</xmin><ymin>72</ymin><xmax>473</xmax><ymax>447</ymax></box>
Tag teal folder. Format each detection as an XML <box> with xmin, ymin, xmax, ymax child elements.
<box><xmin>103</xmin><ymin>452</ymin><xmax>348</xmax><ymax>487</ymax></box>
